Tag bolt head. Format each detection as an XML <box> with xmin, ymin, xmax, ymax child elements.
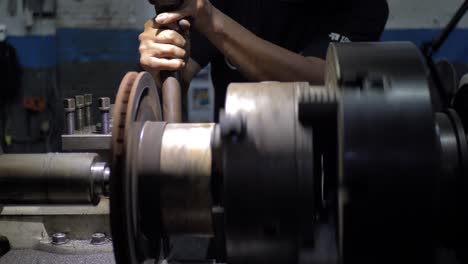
<box><xmin>63</xmin><ymin>98</ymin><xmax>76</xmax><ymax>112</ymax></box>
<box><xmin>84</xmin><ymin>94</ymin><xmax>93</xmax><ymax>106</ymax></box>
<box><xmin>90</xmin><ymin>233</ymin><xmax>108</xmax><ymax>245</ymax></box>
<box><xmin>51</xmin><ymin>233</ymin><xmax>68</xmax><ymax>245</ymax></box>
<box><xmin>75</xmin><ymin>95</ymin><xmax>85</xmax><ymax>108</ymax></box>
<box><xmin>98</xmin><ymin>97</ymin><xmax>111</xmax><ymax>111</ymax></box>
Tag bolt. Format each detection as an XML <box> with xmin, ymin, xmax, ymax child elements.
<box><xmin>219</xmin><ymin>110</ymin><xmax>245</xmax><ymax>139</ymax></box>
<box><xmin>75</xmin><ymin>95</ymin><xmax>85</xmax><ymax>131</ymax></box>
<box><xmin>99</xmin><ymin>97</ymin><xmax>111</xmax><ymax>135</ymax></box>
<box><xmin>84</xmin><ymin>94</ymin><xmax>93</xmax><ymax>127</ymax></box>
<box><xmin>90</xmin><ymin>233</ymin><xmax>108</xmax><ymax>245</ymax></box>
<box><xmin>63</xmin><ymin>98</ymin><xmax>76</xmax><ymax>135</ymax></box>
<box><xmin>51</xmin><ymin>233</ymin><xmax>68</xmax><ymax>245</ymax></box>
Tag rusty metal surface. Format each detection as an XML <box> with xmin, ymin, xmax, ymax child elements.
<box><xmin>110</xmin><ymin>71</ymin><xmax>163</xmax><ymax>264</ymax></box>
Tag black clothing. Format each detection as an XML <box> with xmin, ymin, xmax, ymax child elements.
<box><xmin>190</xmin><ymin>0</ymin><xmax>389</xmax><ymax>118</ymax></box>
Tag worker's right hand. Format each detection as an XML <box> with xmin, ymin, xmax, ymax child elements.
<box><xmin>139</xmin><ymin>19</ymin><xmax>190</xmax><ymax>86</ymax></box>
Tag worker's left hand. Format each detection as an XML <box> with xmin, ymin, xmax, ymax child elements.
<box><xmin>155</xmin><ymin>0</ymin><xmax>213</xmax><ymax>32</ymax></box>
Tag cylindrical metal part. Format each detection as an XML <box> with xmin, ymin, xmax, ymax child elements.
<box><xmin>66</xmin><ymin>112</ymin><xmax>75</xmax><ymax>135</ymax></box>
<box><xmin>75</xmin><ymin>95</ymin><xmax>85</xmax><ymax>131</ymax></box>
<box><xmin>222</xmin><ymin>82</ymin><xmax>315</xmax><ymax>264</ymax></box>
<box><xmin>327</xmin><ymin>42</ymin><xmax>439</xmax><ymax>263</ymax></box>
<box><xmin>102</xmin><ymin>112</ymin><xmax>110</xmax><ymax>134</ymax></box>
<box><xmin>99</xmin><ymin>97</ymin><xmax>111</xmax><ymax>135</ymax></box>
<box><xmin>159</xmin><ymin>123</ymin><xmax>215</xmax><ymax>235</ymax></box>
<box><xmin>135</xmin><ymin>122</ymin><xmax>215</xmax><ymax>236</ymax></box>
<box><xmin>0</xmin><ymin>153</ymin><xmax>108</xmax><ymax>205</ymax></box>
<box><xmin>162</xmin><ymin>76</ymin><xmax>182</xmax><ymax>123</ymax></box>
<box><xmin>63</xmin><ymin>98</ymin><xmax>76</xmax><ymax>135</ymax></box>
<box><xmin>84</xmin><ymin>94</ymin><xmax>93</xmax><ymax>127</ymax></box>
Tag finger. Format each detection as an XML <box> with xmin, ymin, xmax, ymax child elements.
<box><xmin>141</xmin><ymin>57</ymin><xmax>186</xmax><ymax>71</ymax></box>
<box><xmin>160</xmin><ymin>21</ymin><xmax>180</xmax><ymax>31</ymax></box>
<box><xmin>145</xmin><ymin>18</ymin><xmax>160</xmax><ymax>29</ymax></box>
<box><xmin>154</xmin><ymin>30</ymin><xmax>187</xmax><ymax>47</ymax></box>
<box><xmin>143</xmin><ymin>43</ymin><xmax>187</xmax><ymax>59</ymax></box>
<box><xmin>155</xmin><ymin>9</ymin><xmax>189</xmax><ymax>25</ymax></box>
<box><xmin>179</xmin><ymin>19</ymin><xmax>191</xmax><ymax>31</ymax></box>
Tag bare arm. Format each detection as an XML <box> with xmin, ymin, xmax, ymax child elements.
<box><xmin>156</xmin><ymin>1</ymin><xmax>325</xmax><ymax>84</ymax></box>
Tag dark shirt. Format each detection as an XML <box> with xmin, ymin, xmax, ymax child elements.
<box><xmin>191</xmin><ymin>0</ymin><xmax>389</xmax><ymax>117</ymax></box>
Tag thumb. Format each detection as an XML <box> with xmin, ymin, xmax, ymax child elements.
<box><xmin>155</xmin><ymin>8</ymin><xmax>189</xmax><ymax>25</ymax></box>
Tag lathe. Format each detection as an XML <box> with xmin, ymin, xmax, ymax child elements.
<box><xmin>1</xmin><ymin>40</ymin><xmax>468</xmax><ymax>264</ymax></box>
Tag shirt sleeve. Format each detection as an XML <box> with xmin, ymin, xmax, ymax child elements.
<box><xmin>302</xmin><ymin>0</ymin><xmax>389</xmax><ymax>59</ymax></box>
<box><xmin>190</xmin><ymin>30</ymin><xmax>217</xmax><ymax>68</ymax></box>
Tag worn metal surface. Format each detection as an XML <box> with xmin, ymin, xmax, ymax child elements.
<box><xmin>62</xmin><ymin>133</ymin><xmax>112</xmax><ymax>151</ymax></box>
<box><xmin>162</xmin><ymin>76</ymin><xmax>182</xmax><ymax>122</ymax></box>
<box><xmin>0</xmin><ymin>153</ymin><xmax>107</xmax><ymax>205</ymax></box>
<box><xmin>0</xmin><ymin>199</ymin><xmax>110</xmax><ymax>216</ymax></box>
<box><xmin>159</xmin><ymin>123</ymin><xmax>215</xmax><ymax>235</ymax></box>
<box><xmin>223</xmin><ymin>82</ymin><xmax>315</xmax><ymax>264</ymax></box>
<box><xmin>0</xmin><ymin>212</ymin><xmax>110</xmax><ymax>249</ymax></box>
<box><xmin>0</xmin><ymin>250</ymin><xmax>115</xmax><ymax>264</ymax></box>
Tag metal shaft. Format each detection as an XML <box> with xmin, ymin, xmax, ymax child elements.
<box><xmin>0</xmin><ymin>153</ymin><xmax>109</xmax><ymax>205</ymax></box>
<box><xmin>84</xmin><ymin>94</ymin><xmax>93</xmax><ymax>127</ymax></box>
<box><xmin>99</xmin><ymin>97</ymin><xmax>111</xmax><ymax>135</ymax></box>
<box><xmin>66</xmin><ymin>112</ymin><xmax>75</xmax><ymax>135</ymax></box>
<box><xmin>101</xmin><ymin>112</ymin><xmax>109</xmax><ymax>134</ymax></box>
<box><xmin>75</xmin><ymin>95</ymin><xmax>85</xmax><ymax>131</ymax></box>
<box><xmin>63</xmin><ymin>98</ymin><xmax>76</xmax><ymax>135</ymax></box>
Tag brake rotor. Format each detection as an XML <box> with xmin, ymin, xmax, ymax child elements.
<box><xmin>111</xmin><ymin>71</ymin><xmax>163</xmax><ymax>264</ymax></box>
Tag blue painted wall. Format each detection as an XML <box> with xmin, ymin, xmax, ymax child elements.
<box><xmin>6</xmin><ymin>28</ymin><xmax>468</xmax><ymax>68</ymax></box>
<box><xmin>6</xmin><ymin>35</ymin><xmax>57</xmax><ymax>68</ymax></box>
<box><xmin>5</xmin><ymin>28</ymin><xmax>140</xmax><ymax>68</ymax></box>
<box><xmin>56</xmin><ymin>28</ymin><xmax>140</xmax><ymax>64</ymax></box>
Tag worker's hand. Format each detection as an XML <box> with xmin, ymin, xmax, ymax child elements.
<box><xmin>139</xmin><ymin>19</ymin><xmax>191</xmax><ymax>86</ymax></box>
<box><xmin>154</xmin><ymin>0</ymin><xmax>213</xmax><ymax>32</ymax></box>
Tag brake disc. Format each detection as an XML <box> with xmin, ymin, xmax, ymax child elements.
<box><xmin>111</xmin><ymin>71</ymin><xmax>163</xmax><ymax>264</ymax></box>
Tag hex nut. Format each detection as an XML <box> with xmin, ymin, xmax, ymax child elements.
<box><xmin>90</xmin><ymin>233</ymin><xmax>108</xmax><ymax>245</ymax></box>
<box><xmin>63</xmin><ymin>98</ymin><xmax>76</xmax><ymax>112</ymax></box>
<box><xmin>75</xmin><ymin>95</ymin><xmax>85</xmax><ymax>108</ymax></box>
<box><xmin>84</xmin><ymin>94</ymin><xmax>93</xmax><ymax>106</ymax></box>
<box><xmin>51</xmin><ymin>233</ymin><xmax>68</xmax><ymax>245</ymax></box>
<box><xmin>98</xmin><ymin>97</ymin><xmax>111</xmax><ymax>111</ymax></box>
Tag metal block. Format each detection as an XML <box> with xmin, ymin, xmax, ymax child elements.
<box><xmin>61</xmin><ymin>134</ymin><xmax>111</xmax><ymax>152</ymax></box>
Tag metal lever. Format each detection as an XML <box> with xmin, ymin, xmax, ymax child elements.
<box><xmin>149</xmin><ymin>0</ymin><xmax>184</xmax><ymax>123</ymax></box>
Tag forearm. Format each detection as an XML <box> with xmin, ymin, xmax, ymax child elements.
<box><xmin>199</xmin><ymin>6</ymin><xmax>325</xmax><ymax>84</ymax></box>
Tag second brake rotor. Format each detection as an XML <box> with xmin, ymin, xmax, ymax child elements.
<box><xmin>111</xmin><ymin>71</ymin><xmax>163</xmax><ymax>264</ymax></box>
